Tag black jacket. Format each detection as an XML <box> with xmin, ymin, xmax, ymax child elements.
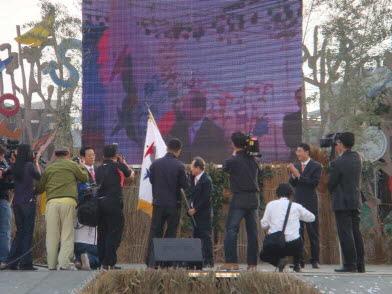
<box><xmin>289</xmin><ymin>159</ymin><xmax>322</xmax><ymax>213</ymax></box>
<box><xmin>149</xmin><ymin>153</ymin><xmax>188</xmax><ymax>208</ymax></box>
<box><xmin>189</xmin><ymin>172</ymin><xmax>212</xmax><ymax>219</ymax></box>
<box><xmin>96</xmin><ymin>160</ymin><xmax>130</xmax><ymax>200</ymax></box>
<box><xmin>223</xmin><ymin>150</ymin><xmax>259</xmax><ymax>209</ymax></box>
<box><xmin>328</xmin><ymin>150</ymin><xmax>362</xmax><ymax>211</ymax></box>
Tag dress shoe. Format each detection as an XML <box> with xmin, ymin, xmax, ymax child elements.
<box><xmin>218</xmin><ymin>263</ymin><xmax>239</xmax><ymax>271</ymax></box>
<box><xmin>357</xmin><ymin>264</ymin><xmax>365</xmax><ymax>273</ymax></box>
<box><xmin>311</xmin><ymin>262</ymin><xmax>320</xmax><ymax>269</ymax></box>
<box><xmin>293</xmin><ymin>265</ymin><xmax>301</xmax><ymax>272</ymax></box>
<box><xmin>334</xmin><ymin>267</ymin><xmax>357</xmax><ymax>273</ymax></box>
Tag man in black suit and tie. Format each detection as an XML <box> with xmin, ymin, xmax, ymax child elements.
<box><xmin>328</xmin><ymin>132</ymin><xmax>365</xmax><ymax>273</ymax></box>
<box><xmin>288</xmin><ymin>143</ymin><xmax>322</xmax><ymax>270</ymax></box>
<box><xmin>187</xmin><ymin>157</ymin><xmax>214</xmax><ymax>267</ymax></box>
<box><xmin>145</xmin><ymin>138</ymin><xmax>189</xmax><ymax>266</ymax></box>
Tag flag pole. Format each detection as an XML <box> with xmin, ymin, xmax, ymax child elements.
<box><xmin>146</xmin><ymin>104</ymin><xmax>159</xmax><ymax>127</ymax></box>
<box><xmin>145</xmin><ymin>104</ymin><xmax>197</xmax><ymax>227</ymax></box>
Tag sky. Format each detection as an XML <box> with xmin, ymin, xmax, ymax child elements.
<box><xmin>0</xmin><ymin>0</ymin><xmax>321</xmax><ymax>112</ymax></box>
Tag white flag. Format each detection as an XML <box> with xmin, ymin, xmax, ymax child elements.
<box><xmin>137</xmin><ymin>111</ymin><xmax>167</xmax><ymax>216</ymax></box>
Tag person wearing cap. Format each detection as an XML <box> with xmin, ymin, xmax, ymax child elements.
<box><xmin>260</xmin><ymin>183</ymin><xmax>315</xmax><ymax>272</ymax></box>
<box><xmin>328</xmin><ymin>132</ymin><xmax>365</xmax><ymax>273</ymax></box>
<box><xmin>37</xmin><ymin>147</ymin><xmax>88</xmax><ymax>270</ymax></box>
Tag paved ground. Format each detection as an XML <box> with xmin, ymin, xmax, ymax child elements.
<box><xmin>1</xmin><ymin>264</ymin><xmax>391</xmax><ymax>294</ymax></box>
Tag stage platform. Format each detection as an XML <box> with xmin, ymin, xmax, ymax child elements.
<box><xmin>0</xmin><ymin>264</ymin><xmax>391</xmax><ymax>294</ymax></box>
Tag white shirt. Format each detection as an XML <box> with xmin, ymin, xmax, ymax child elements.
<box><xmin>292</xmin><ymin>157</ymin><xmax>311</xmax><ymax>179</ymax></box>
<box><xmin>75</xmin><ymin>222</ymin><xmax>97</xmax><ymax>245</ymax></box>
<box><xmin>301</xmin><ymin>158</ymin><xmax>311</xmax><ymax>169</ymax></box>
<box><xmin>261</xmin><ymin>198</ymin><xmax>315</xmax><ymax>242</ymax></box>
<box><xmin>194</xmin><ymin>171</ymin><xmax>204</xmax><ymax>186</ymax></box>
<box><xmin>84</xmin><ymin>164</ymin><xmax>95</xmax><ymax>181</ymax></box>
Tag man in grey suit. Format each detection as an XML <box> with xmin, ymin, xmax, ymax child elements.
<box><xmin>328</xmin><ymin>132</ymin><xmax>365</xmax><ymax>273</ymax></box>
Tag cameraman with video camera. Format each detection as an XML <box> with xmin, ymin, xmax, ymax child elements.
<box><xmin>328</xmin><ymin>132</ymin><xmax>365</xmax><ymax>273</ymax></box>
<box><xmin>221</xmin><ymin>132</ymin><xmax>260</xmax><ymax>271</ymax></box>
<box><xmin>0</xmin><ymin>145</ymin><xmax>15</xmax><ymax>268</ymax></box>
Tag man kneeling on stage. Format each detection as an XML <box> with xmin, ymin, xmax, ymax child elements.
<box><xmin>188</xmin><ymin>157</ymin><xmax>214</xmax><ymax>268</ymax></box>
<box><xmin>260</xmin><ymin>183</ymin><xmax>315</xmax><ymax>272</ymax></box>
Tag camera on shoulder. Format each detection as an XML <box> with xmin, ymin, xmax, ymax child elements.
<box><xmin>245</xmin><ymin>134</ymin><xmax>262</xmax><ymax>158</ymax></box>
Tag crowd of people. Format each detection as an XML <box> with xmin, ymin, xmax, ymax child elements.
<box><xmin>0</xmin><ymin>131</ymin><xmax>365</xmax><ymax>273</ymax></box>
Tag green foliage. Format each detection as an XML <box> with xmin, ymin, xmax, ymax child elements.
<box><xmin>303</xmin><ymin>0</ymin><xmax>392</xmax><ymax>137</ymax></box>
<box><xmin>206</xmin><ymin>163</ymin><xmax>229</xmax><ymax>233</ymax></box>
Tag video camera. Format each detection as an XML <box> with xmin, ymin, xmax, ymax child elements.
<box><xmin>245</xmin><ymin>134</ymin><xmax>262</xmax><ymax>158</ymax></box>
<box><xmin>320</xmin><ymin>133</ymin><xmax>342</xmax><ymax>160</ymax></box>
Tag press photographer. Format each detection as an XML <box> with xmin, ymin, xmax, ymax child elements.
<box><xmin>6</xmin><ymin>144</ymin><xmax>42</xmax><ymax>270</ymax></box>
<box><xmin>327</xmin><ymin>132</ymin><xmax>365</xmax><ymax>273</ymax></box>
<box><xmin>221</xmin><ymin>132</ymin><xmax>261</xmax><ymax>271</ymax></box>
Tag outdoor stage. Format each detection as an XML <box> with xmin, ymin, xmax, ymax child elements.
<box><xmin>1</xmin><ymin>264</ymin><xmax>392</xmax><ymax>294</ymax></box>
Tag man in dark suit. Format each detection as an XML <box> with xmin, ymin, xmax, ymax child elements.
<box><xmin>288</xmin><ymin>143</ymin><xmax>322</xmax><ymax>270</ymax></box>
<box><xmin>145</xmin><ymin>138</ymin><xmax>189</xmax><ymax>266</ymax></box>
<box><xmin>328</xmin><ymin>132</ymin><xmax>365</xmax><ymax>273</ymax></box>
<box><xmin>169</xmin><ymin>90</ymin><xmax>227</xmax><ymax>163</ymax></box>
<box><xmin>188</xmin><ymin>157</ymin><xmax>213</xmax><ymax>267</ymax></box>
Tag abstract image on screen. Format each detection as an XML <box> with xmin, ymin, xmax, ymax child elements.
<box><xmin>82</xmin><ymin>0</ymin><xmax>302</xmax><ymax>164</ymax></box>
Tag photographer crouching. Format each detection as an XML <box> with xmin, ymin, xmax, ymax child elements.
<box><xmin>0</xmin><ymin>145</ymin><xmax>15</xmax><ymax>268</ymax></box>
<box><xmin>220</xmin><ymin>132</ymin><xmax>261</xmax><ymax>271</ymax></box>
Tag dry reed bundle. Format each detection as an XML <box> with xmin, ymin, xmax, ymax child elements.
<box><xmin>80</xmin><ymin>269</ymin><xmax>320</xmax><ymax>294</ymax></box>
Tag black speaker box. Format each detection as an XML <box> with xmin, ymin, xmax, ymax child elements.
<box><xmin>151</xmin><ymin>238</ymin><xmax>203</xmax><ymax>269</ymax></box>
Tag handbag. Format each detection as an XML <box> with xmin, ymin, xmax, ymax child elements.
<box><xmin>262</xmin><ymin>200</ymin><xmax>292</xmax><ymax>251</ymax></box>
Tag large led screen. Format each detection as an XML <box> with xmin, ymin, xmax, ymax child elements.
<box><xmin>82</xmin><ymin>0</ymin><xmax>303</xmax><ymax>163</ymax></box>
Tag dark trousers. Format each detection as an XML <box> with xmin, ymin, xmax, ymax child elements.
<box><xmin>8</xmin><ymin>202</ymin><xmax>36</xmax><ymax>269</ymax></box>
<box><xmin>193</xmin><ymin>213</ymin><xmax>213</xmax><ymax>266</ymax></box>
<box><xmin>145</xmin><ymin>205</ymin><xmax>180</xmax><ymax>266</ymax></box>
<box><xmin>97</xmin><ymin>199</ymin><xmax>124</xmax><ymax>267</ymax></box>
<box><xmin>75</xmin><ymin>242</ymin><xmax>101</xmax><ymax>269</ymax></box>
<box><xmin>260</xmin><ymin>237</ymin><xmax>303</xmax><ymax>267</ymax></box>
<box><xmin>224</xmin><ymin>208</ymin><xmax>258</xmax><ymax>265</ymax></box>
<box><xmin>300</xmin><ymin>217</ymin><xmax>320</xmax><ymax>263</ymax></box>
<box><xmin>335</xmin><ymin>210</ymin><xmax>365</xmax><ymax>268</ymax></box>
